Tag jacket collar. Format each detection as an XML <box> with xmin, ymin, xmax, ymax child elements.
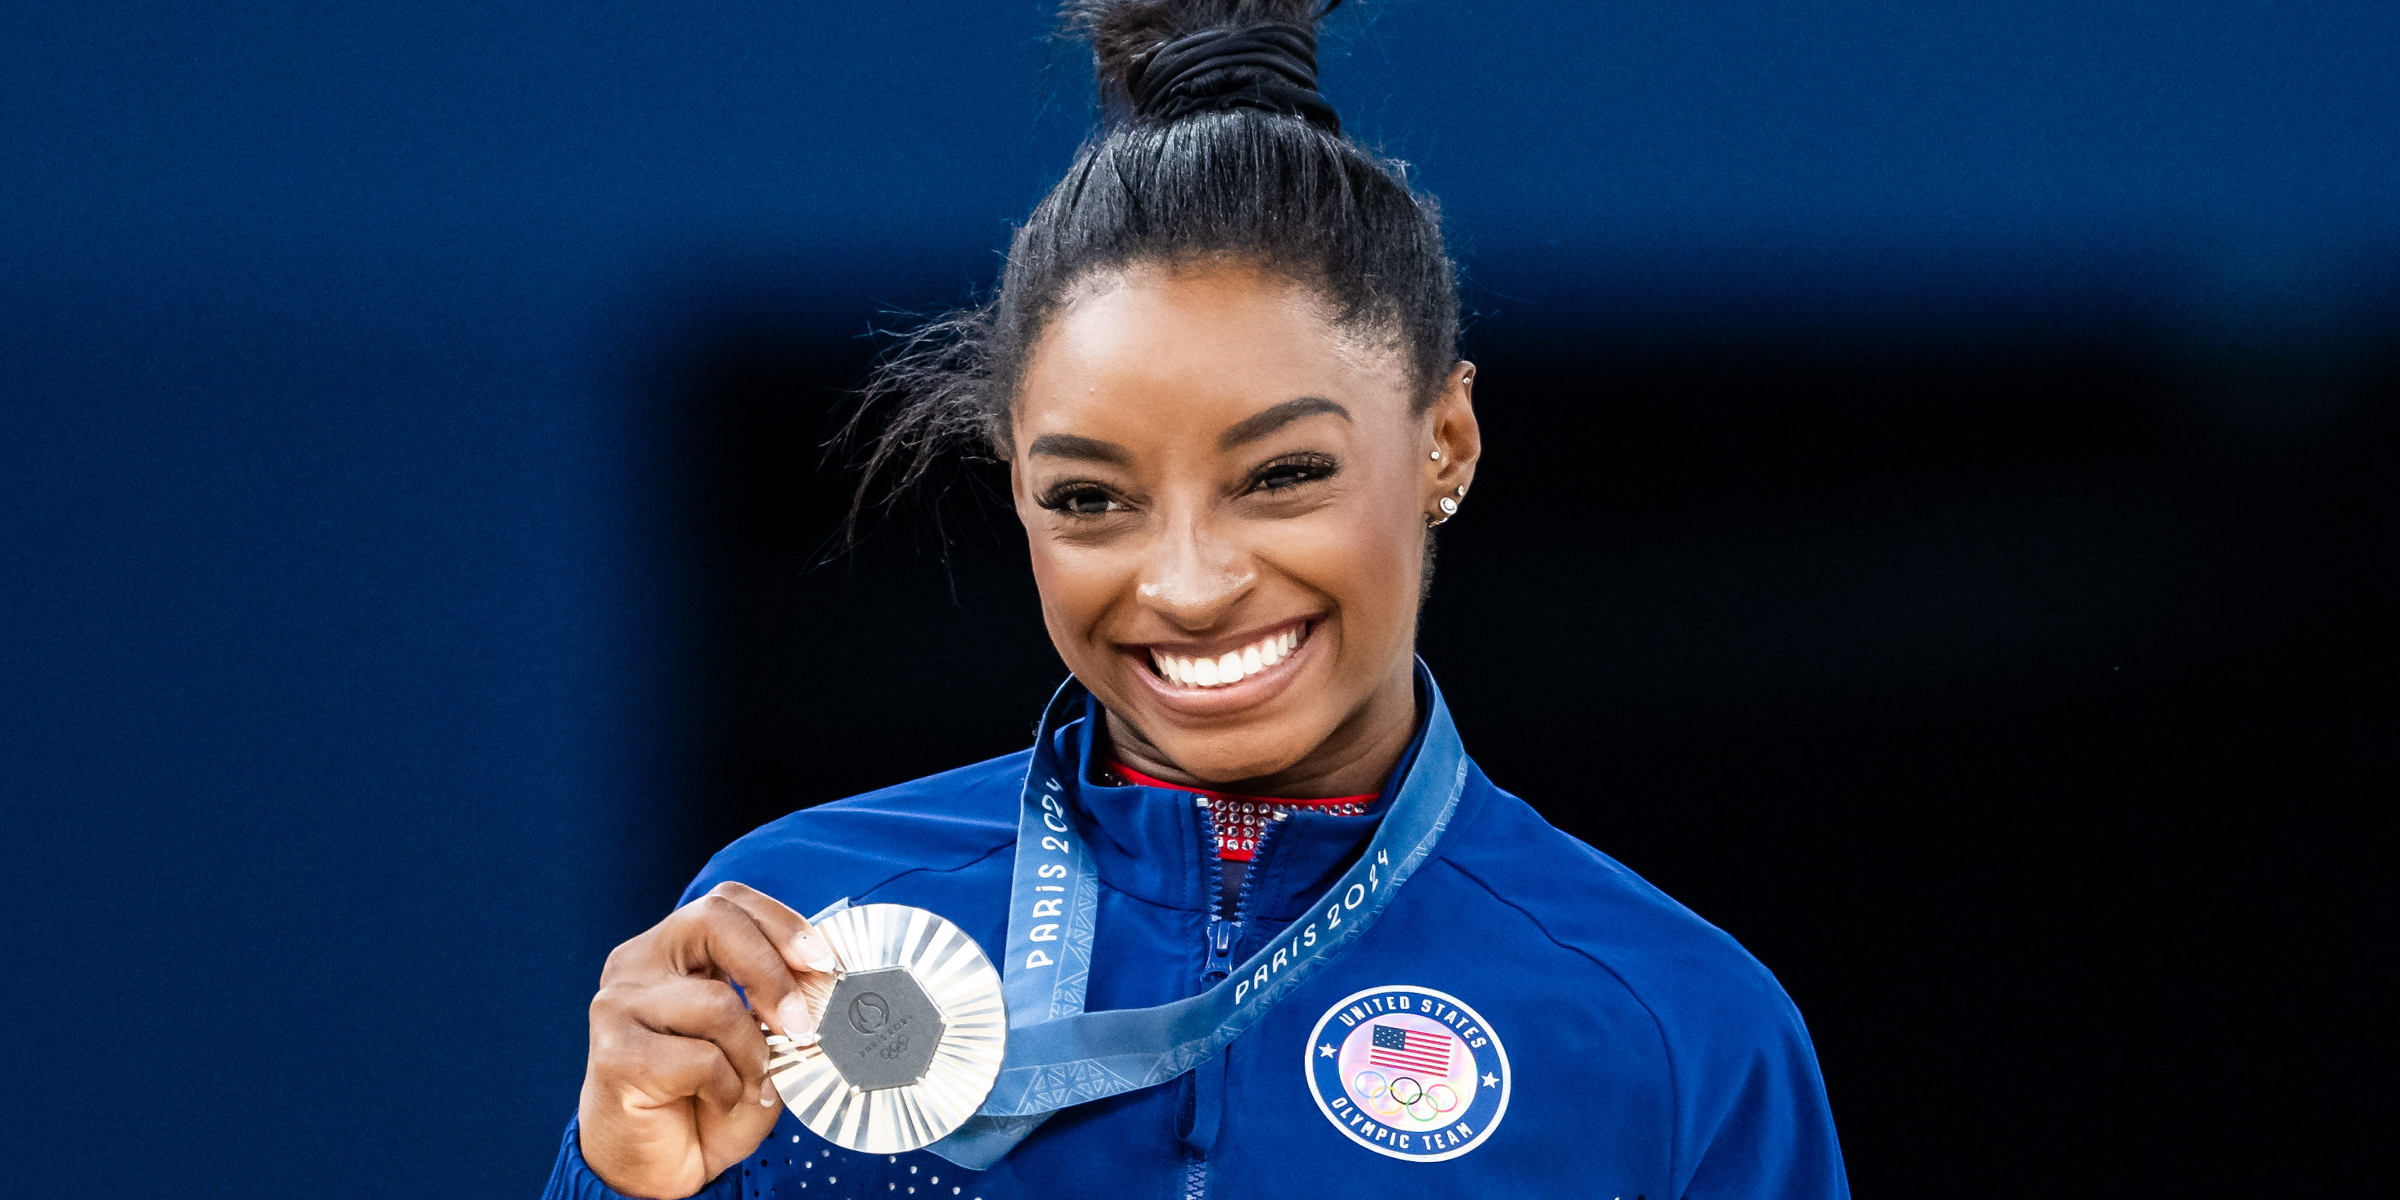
<box><xmin>1050</xmin><ymin>662</ymin><xmax>1445</xmax><ymax>921</ymax></box>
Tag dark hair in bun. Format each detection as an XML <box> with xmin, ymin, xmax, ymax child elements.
<box><xmin>850</xmin><ymin>0</ymin><xmax>1458</xmax><ymax>526</ymax></box>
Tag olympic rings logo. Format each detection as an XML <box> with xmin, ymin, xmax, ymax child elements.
<box><xmin>1307</xmin><ymin>986</ymin><xmax>1511</xmax><ymax>1163</ymax></box>
<box><xmin>1350</xmin><ymin>1069</ymin><xmax>1461</xmax><ymax>1124</ymax></box>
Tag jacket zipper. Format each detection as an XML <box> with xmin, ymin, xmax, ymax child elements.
<box><xmin>1188</xmin><ymin>805</ymin><xmax>1283</xmax><ymax>1199</ymax></box>
<box><xmin>1230</xmin><ymin>816</ymin><xmax>1281</xmax><ymax>925</ymax></box>
<box><xmin>1202</xmin><ymin>808</ymin><xmax>1281</xmax><ymax>980</ymax></box>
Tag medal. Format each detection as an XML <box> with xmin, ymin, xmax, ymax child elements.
<box><xmin>766</xmin><ymin>903</ymin><xmax>1007</xmax><ymax>1153</ymax></box>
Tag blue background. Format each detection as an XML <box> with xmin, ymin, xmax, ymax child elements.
<box><xmin>3</xmin><ymin>2</ymin><xmax>2391</xmax><ymax>1196</ymax></box>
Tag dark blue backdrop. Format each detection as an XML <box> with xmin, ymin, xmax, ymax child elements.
<box><xmin>4</xmin><ymin>3</ymin><xmax>2392</xmax><ymax>1197</ymax></box>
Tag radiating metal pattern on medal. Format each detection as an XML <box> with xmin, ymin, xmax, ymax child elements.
<box><xmin>765</xmin><ymin>902</ymin><xmax>1007</xmax><ymax>1154</ymax></box>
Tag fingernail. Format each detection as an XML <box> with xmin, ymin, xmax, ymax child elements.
<box><xmin>760</xmin><ymin>1078</ymin><xmax>778</xmax><ymax>1108</ymax></box>
<box><xmin>793</xmin><ymin>930</ymin><xmax>838</xmax><ymax>973</ymax></box>
<box><xmin>778</xmin><ymin>995</ymin><xmax>819</xmax><ymax>1046</ymax></box>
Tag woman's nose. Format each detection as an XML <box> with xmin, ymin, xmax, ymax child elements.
<box><xmin>1135</xmin><ymin>516</ymin><xmax>1254</xmax><ymax>629</ymax></box>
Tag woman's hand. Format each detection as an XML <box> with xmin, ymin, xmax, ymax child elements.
<box><xmin>577</xmin><ymin>882</ymin><xmax>840</xmax><ymax>1199</ymax></box>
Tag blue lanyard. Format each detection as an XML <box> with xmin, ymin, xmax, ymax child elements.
<box><xmin>927</xmin><ymin>661</ymin><xmax>1468</xmax><ymax>1169</ymax></box>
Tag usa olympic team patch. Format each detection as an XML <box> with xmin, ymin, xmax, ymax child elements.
<box><xmin>1305</xmin><ymin>985</ymin><xmax>1510</xmax><ymax>1162</ymax></box>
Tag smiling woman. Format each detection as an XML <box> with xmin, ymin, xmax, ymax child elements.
<box><xmin>1013</xmin><ymin>263</ymin><xmax>1474</xmax><ymax>796</ymax></box>
<box><xmin>545</xmin><ymin>3</ymin><xmax>1847</xmax><ymax>1199</ymax></box>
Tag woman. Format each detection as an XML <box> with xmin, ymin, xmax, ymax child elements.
<box><xmin>546</xmin><ymin>1</ymin><xmax>1847</xmax><ymax>1196</ymax></box>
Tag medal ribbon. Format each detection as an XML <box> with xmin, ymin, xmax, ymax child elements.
<box><xmin>926</xmin><ymin>661</ymin><xmax>1467</xmax><ymax>1169</ymax></box>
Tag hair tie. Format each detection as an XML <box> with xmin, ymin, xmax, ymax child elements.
<box><xmin>1124</xmin><ymin>21</ymin><xmax>1340</xmax><ymax>135</ymax></box>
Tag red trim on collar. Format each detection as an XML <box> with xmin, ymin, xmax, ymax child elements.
<box><xmin>1106</xmin><ymin>762</ymin><xmax>1377</xmax><ymax>862</ymax></box>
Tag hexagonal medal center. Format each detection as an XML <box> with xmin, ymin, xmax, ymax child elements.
<box><xmin>817</xmin><ymin>967</ymin><xmax>946</xmax><ymax>1091</ymax></box>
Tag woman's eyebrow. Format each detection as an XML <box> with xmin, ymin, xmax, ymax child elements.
<box><xmin>1219</xmin><ymin>396</ymin><xmax>1351</xmax><ymax>449</ymax></box>
<box><xmin>1026</xmin><ymin>433</ymin><xmax>1131</xmax><ymax>465</ymax></box>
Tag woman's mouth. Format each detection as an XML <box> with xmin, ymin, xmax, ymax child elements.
<box><xmin>1144</xmin><ymin>620</ymin><xmax>1312</xmax><ymax>690</ymax></box>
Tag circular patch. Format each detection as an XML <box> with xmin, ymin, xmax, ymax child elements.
<box><xmin>1305</xmin><ymin>985</ymin><xmax>1510</xmax><ymax>1162</ymax></box>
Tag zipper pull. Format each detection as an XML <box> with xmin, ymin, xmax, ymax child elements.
<box><xmin>1204</xmin><ymin>914</ymin><xmax>1238</xmax><ymax>983</ymax></box>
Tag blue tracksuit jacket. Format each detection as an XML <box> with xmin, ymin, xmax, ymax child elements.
<box><xmin>545</xmin><ymin>695</ymin><xmax>1848</xmax><ymax>1199</ymax></box>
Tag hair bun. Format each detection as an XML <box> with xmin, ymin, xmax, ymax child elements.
<box><xmin>1124</xmin><ymin>21</ymin><xmax>1338</xmax><ymax>133</ymax></box>
<box><xmin>1073</xmin><ymin>0</ymin><xmax>1341</xmax><ymax>134</ymax></box>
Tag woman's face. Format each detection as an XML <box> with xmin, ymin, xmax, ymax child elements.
<box><xmin>1009</xmin><ymin>262</ymin><xmax>1478</xmax><ymax>794</ymax></box>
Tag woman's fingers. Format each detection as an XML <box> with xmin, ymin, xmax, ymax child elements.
<box><xmin>615</xmin><ymin>1007</ymin><xmax>755</xmax><ymax>1114</ymax></box>
<box><xmin>581</xmin><ymin>975</ymin><xmax>763</xmax><ymax>1197</ymax></box>
<box><xmin>595</xmin><ymin>975</ymin><xmax>764</xmax><ymax>1095</ymax></box>
<box><xmin>579</xmin><ymin>885</ymin><xmax>832</xmax><ymax>1198</ymax></box>
<box><xmin>704</xmin><ymin>881</ymin><xmax>841</xmax><ymax>975</ymax></box>
<box><xmin>670</xmin><ymin>887</ymin><xmax>832</xmax><ymax>1044</ymax></box>
<box><xmin>581</xmin><ymin>997</ymin><xmax>776</xmax><ymax>1200</ymax></box>
<box><xmin>775</xmin><ymin>966</ymin><xmax>837</xmax><ymax>1047</ymax></box>
<box><xmin>696</xmin><ymin>882</ymin><xmax>841</xmax><ymax>1042</ymax></box>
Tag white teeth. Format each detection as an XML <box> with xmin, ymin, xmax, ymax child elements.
<box><xmin>1151</xmin><ymin>624</ymin><xmax>1309</xmax><ymax>690</ymax></box>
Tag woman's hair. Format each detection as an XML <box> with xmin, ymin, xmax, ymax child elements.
<box><xmin>847</xmin><ymin>0</ymin><xmax>1458</xmax><ymax>528</ymax></box>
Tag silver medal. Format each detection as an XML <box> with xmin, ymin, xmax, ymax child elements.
<box><xmin>766</xmin><ymin>903</ymin><xmax>1007</xmax><ymax>1154</ymax></box>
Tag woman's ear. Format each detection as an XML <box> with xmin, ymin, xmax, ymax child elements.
<box><xmin>1425</xmin><ymin>360</ymin><xmax>1482</xmax><ymax>512</ymax></box>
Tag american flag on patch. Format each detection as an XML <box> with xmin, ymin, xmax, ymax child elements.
<box><xmin>1370</xmin><ymin>1024</ymin><xmax>1452</xmax><ymax>1075</ymax></box>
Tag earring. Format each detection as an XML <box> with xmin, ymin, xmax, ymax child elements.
<box><xmin>1429</xmin><ymin>450</ymin><xmax>1442</xmax><ymax>461</ymax></box>
<box><xmin>1455</xmin><ymin>485</ymin><xmax>1467</xmax><ymax>497</ymax></box>
<box><xmin>1437</xmin><ymin>496</ymin><xmax>1459</xmax><ymax>516</ymax></box>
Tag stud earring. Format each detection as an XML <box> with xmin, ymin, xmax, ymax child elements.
<box><xmin>1429</xmin><ymin>450</ymin><xmax>1442</xmax><ymax>461</ymax></box>
<box><xmin>1455</xmin><ymin>485</ymin><xmax>1467</xmax><ymax>497</ymax></box>
<box><xmin>1437</xmin><ymin>496</ymin><xmax>1459</xmax><ymax>516</ymax></box>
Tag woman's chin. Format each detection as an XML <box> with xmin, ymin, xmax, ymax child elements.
<box><xmin>1118</xmin><ymin>683</ymin><xmax>1328</xmax><ymax>784</ymax></box>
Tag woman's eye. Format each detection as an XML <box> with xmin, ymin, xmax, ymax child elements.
<box><xmin>1044</xmin><ymin>486</ymin><xmax>1122</xmax><ymax>516</ymax></box>
<box><xmin>1251</xmin><ymin>455</ymin><xmax>1338</xmax><ymax>493</ymax></box>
